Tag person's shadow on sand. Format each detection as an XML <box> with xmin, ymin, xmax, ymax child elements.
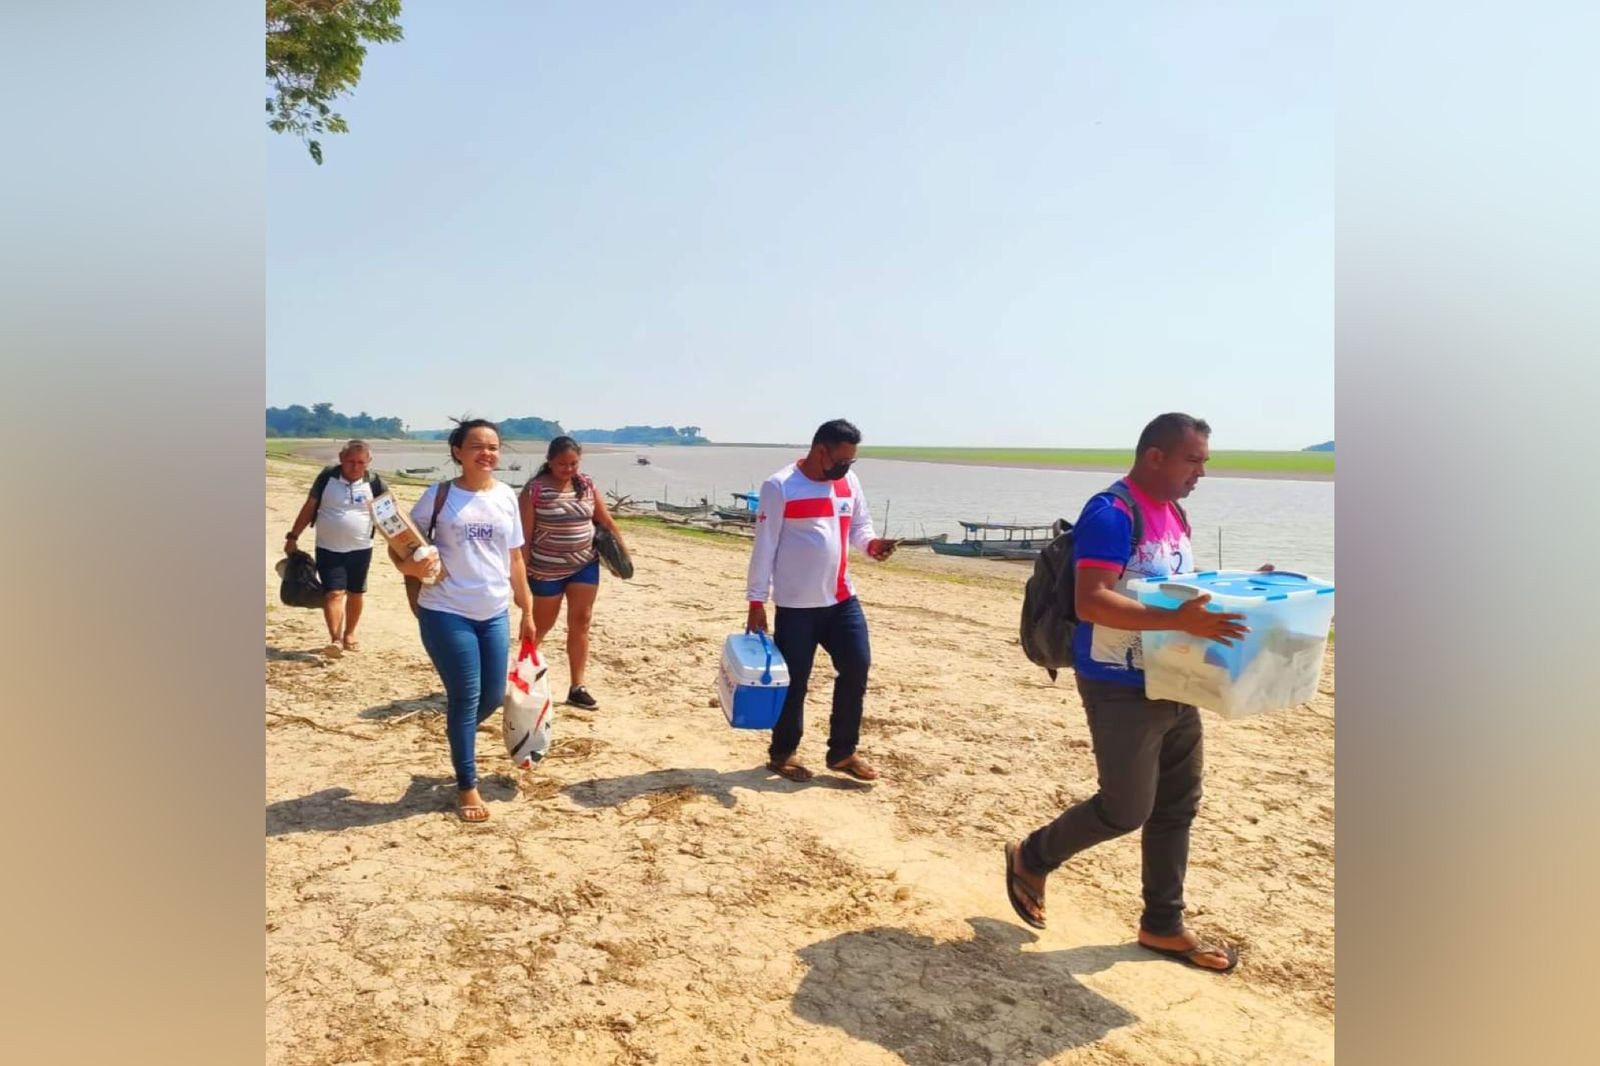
<box><xmin>357</xmin><ymin>694</ymin><xmax>447</xmax><ymax>721</ymax></box>
<box><xmin>563</xmin><ymin>766</ymin><xmax>871</xmax><ymax>811</ymax></box>
<box><xmin>265</xmin><ymin>645</ymin><xmax>322</xmax><ymax>665</ymax></box>
<box><xmin>266</xmin><ymin>774</ymin><xmax>518</xmax><ymax>836</ymax></box>
<box><xmin>793</xmin><ymin>918</ymin><xmax>1140</xmax><ymax>1065</ymax></box>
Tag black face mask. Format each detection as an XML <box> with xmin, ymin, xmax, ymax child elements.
<box><xmin>820</xmin><ymin>449</ymin><xmax>854</xmax><ymax>481</ymax></box>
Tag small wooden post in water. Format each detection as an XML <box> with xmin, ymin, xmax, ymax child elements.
<box><xmin>882</xmin><ymin>499</ymin><xmax>890</xmax><ymax>539</ymax></box>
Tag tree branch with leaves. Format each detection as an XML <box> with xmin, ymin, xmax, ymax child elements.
<box><xmin>266</xmin><ymin>0</ymin><xmax>404</xmax><ymax>164</ymax></box>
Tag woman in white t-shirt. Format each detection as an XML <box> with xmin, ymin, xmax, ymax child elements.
<box><xmin>393</xmin><ymin>419</ymin><xmax>536</xmax><ymax>823</ymax></box>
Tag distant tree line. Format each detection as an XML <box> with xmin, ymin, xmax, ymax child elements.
<box><xmin>572</xmin><ymin>425</ymin><xmax>707</xmax><ymax>445</ymax></box>
<box><xmin>267</xmin><ymin>403</ymin><xmax>406</xmax><ymax>438</ymax></box>
<box><xmin>407</xmin><ymin>416</ymin><xmax>567</xmax><ymax>440</ymax></box>
<box><xmin>269</xmin><ymin>407</ymin><xmax>710</xmax><ymax>445</ymax></box>
<box><xmin>500</xmin><ymin>416</ymin><xmax>567</xmax><ymax>440</ymax></box>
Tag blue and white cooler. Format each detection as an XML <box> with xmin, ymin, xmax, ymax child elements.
<box><xmin>716</xmin><ymin>631</ymin><xmax>790</xmax><ymax>729</ymax></box>
<box><xmin>1128</xmin><ymin>570</ymin><xmax>1336</xmax><ymax>719</ymax></box>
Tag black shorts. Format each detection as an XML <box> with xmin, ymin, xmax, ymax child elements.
<box><xmin>315</xmin><ymin>547</ymin><xmax>373</xmax><ymax>594</ymax></box>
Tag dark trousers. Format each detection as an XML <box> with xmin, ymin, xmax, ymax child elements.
<box><xmin>1020</xmin><ymin>675</ymin><xmax>1204</xmax><ymax>937</ymax></box>
<box><xmin>769</xmin><ymin>596</ymin><xmax>872</xmax><ymax>765</ymax></box>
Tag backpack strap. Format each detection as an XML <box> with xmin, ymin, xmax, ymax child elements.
<box><xmin>306</xmin><ymin>465</ymin><xmax>339</xmax><ymax>528</ymax></box>
<box><xmin>427</xmin><ymin>479</ymin><xmax>452</xmax><ymax>540</ymax></box>
<box><xmin>1104</xmin><ymin>481</ymin><xmax>1145</xmax><ymax>553</ymax></box>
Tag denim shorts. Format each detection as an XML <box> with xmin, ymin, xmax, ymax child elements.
<box><xmin>530</xmin><ymin>557</ymin><xmax>601</xmax><ymax>597</ymax></box>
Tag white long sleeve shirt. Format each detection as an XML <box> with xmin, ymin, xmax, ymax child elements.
<box><xmin>745</xmin><ymin>463</ymin><xmax>878</xmax><ymax>608</ymax></box>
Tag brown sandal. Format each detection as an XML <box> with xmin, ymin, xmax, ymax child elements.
<box><xmin>1140</xmin><ymin>935</ymin><xmax>1238</xmax><ymax>974</ymax></box>
<box><xmin>457</xmin><ymin>802</ymin><xmax>491</xmax><ymax>823</ymax></box>
<box><xmin>766</xmin><ymin>758</ymin><xmax>814</xmax><ymax>782</ymax></box>
<box><xmin>827</xmin><ymin>754</ymin><xmax>879</xmax><ymax>781</ymax></box>
<box><xmin>1004</xmin><ymin>842</ymin><xmax>1046</xmax><ymax>929</ymax></box>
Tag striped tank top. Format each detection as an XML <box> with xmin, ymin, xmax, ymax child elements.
<box><xmin>523</xmin><ymin>474</ymin><xmax>597</xmax><ymax>580</ymax></box>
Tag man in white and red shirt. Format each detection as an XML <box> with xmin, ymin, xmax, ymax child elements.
<box><xmin>745</xmin><ymin>419</ymin><xmax>897</xmax><ymax>782</ymax></box>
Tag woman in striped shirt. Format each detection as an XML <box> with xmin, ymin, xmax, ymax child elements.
<box><xmin>518</xmin><ymin>436</ymin><xmax>627</xmax><ymax>709</ymax></box>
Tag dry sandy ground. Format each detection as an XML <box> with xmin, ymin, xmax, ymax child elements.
<box><xmin>265</xmin><ymin>459</ymin><xmax>1334</xmax><ymax>1066</ymax></box>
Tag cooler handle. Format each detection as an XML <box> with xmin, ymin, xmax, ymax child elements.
<box><xmin>757</xmin><ymin>631</ymin><xmax>774</xmax><ymax>685</ymax></box>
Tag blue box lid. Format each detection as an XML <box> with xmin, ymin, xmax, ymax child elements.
<box><xmin>1153</xmin><ymin>570</ymin><xmax>1334</xmax><ymax>602</ymax></box>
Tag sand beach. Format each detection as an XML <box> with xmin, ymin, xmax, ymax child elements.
<box><xmin>264</xmin><ymin>458</ymin><xmax>1334</xmax><ymax>1066</ymax></box>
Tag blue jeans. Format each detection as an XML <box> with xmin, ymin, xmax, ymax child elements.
<box><xmin>770</xmin><ymin>596</ymin><xmax>872</xmax><ymax>765</ymax></box>
<box><xmin>417</xmin><ymin>607</ymin><xmax>509</xmax><ymax>791</ymax></box>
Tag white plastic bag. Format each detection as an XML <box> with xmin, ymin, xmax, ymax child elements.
<box><xmin>503</xmin><ymin>640</ymin><xmax>554</xmax><ymax>769</ymax></box>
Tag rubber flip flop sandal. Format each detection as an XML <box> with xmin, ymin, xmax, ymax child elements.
<box><xmin>1143</xmin><ymin>941</ymin><xmax>1239</xmax><ymax>974</ymax></box>
<box><xmin>767</xmin><ymin>760</ymin><xmax>814</xmax><ymax>782</ymax></box>
<box><xmin>827</xmin><ymin>757</ymin><xmax>879</xmax><ymax>781</ymax></box>
<box><xmin>1004</xmin><ymin>843</ymin><xmax>1047</xmax><ymax>930</ymax></box>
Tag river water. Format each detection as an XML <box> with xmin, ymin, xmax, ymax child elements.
<box><xmin>339</xmin><ymin>443</ymin><xmax>1334</xmax><ymax>580</ymax></box>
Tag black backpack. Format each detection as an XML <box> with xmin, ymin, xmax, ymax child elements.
<box><xmin>1019</xmin><ymin>483</ymin><xmax>1189</xmax><ymax>680</ymax></box>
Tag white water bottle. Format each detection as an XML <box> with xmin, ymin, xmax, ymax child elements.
<box><xmin>412</xmin><ymin>545</ymin><xmax>446</xmax><ymax>585</ymax></box>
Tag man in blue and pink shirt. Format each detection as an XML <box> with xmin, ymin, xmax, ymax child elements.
<box><xmin>1004</xmin><ymin>413</ymin><xmax>1254</xmax><ymax>975</ymax></box>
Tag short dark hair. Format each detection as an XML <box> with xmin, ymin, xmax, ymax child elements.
<box><xmin>1136</xmin><ymin>413</ymin><xmax>1210</xmax><ymax>458</ymax></box>
<box><xmin>812</xmin><ymin>418</ymin><xmax>862</xmax><ymax>448</ymax></box>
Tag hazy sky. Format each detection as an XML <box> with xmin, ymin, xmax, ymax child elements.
<box><xmin>267</xmin><ymin>2</ymin><xmax>1331</xmax><ymax>449</ymax></box>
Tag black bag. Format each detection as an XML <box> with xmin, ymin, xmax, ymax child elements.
<box><xmin>593</xmin><ymin>523</ymin><xmax>633</xmax><ymax>580</ymax></box>
<box><xmin>1018</xmin><ymin>520</ymin><xmax>1078</xmax><ymax>681</ymax></box>
<box><xmin>1018</xmin><ymin>483</ymin><xmax>1187</xmax><ymax>680</ymax></box>
<box><xmin>276</xmin><ymin>549</ymin><xmax>325</xmax><ymax>609</ymax></box>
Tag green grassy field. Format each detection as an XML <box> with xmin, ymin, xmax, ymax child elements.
<box><xmin>614</xmin><ymin>514</ymin><xmax>750</xmax><ymax>545</ymax></box>
<box><xmin>856</xmin><ymin>447</ymin><xmax>1333</xmax><ymax>476</ymax></box>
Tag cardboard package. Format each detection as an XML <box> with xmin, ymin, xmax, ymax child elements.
<box><xmin>370</xmin><ymin>492</ymin><xmax>446</xmax><ymax>584</ymax></box>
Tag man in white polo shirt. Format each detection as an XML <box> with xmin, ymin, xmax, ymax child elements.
<box><xmin>744</xmin><ymin>419</ymin><xmax>898</xmax><ymax>782</ymax></box>
<box><xmin>284</xmin><ymin>440</ymin><xmax>389</xmax><ymax>657</ymax></box>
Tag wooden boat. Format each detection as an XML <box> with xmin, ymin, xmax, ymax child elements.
<box><xmin>928</xmin><ymin>521</ymin><xmax>1056</xmax><ymax>560</ymax></box>
<box><xmin>891</xmin><ymin>533</ymin><xmax>950</xmax><ymax>549</ymax></box>
<box><xmin>713</xmin><ymin>491</ymin><xmax>760</xmax><ymax>523</ymax></box>
<box><xmin>653</xmin><ymin>498</ymin><xmax>712</xmax><ymax>515</ymax></box>
<box><xmin>402</xmin><ymin>466</ymin><xmax>434</xmax><ymax>476</ymax></box>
